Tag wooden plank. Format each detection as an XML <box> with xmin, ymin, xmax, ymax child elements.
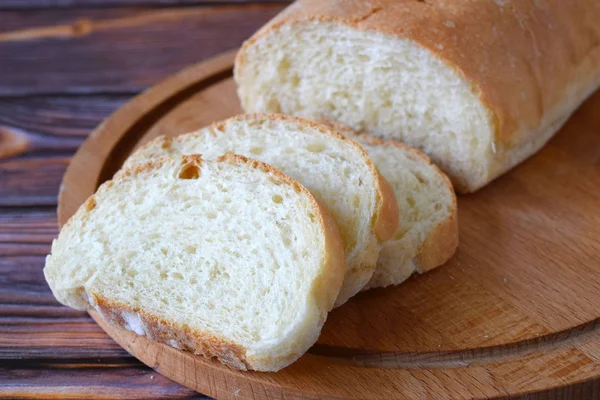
<box><xmin>0</xmin><ymin>4</ymin><xmax>284</xmax><ymax>96</ymax></box>
<box><xmin>0</xmin><ymin>210</ymin><xmax>57</xmax><ymax>243</ymax></box>
<box><xmin>0</xmin><ymin>95</ymin><xmax>127</xmax><ymax>137</ymax></box>
<box><xmin>0</xmin><ymin>156</ymin><xmax>68</xmax><ymax>206</ymax></box>
<box><xmin>0</xmin><ymin>0</ymin><xmax>289</xmax><ymax>11</ymax></box>
<box><xmin>0</xmin><ymin>95</ymin><xmax>132</xmax><ymax>206</ymax></box>
<box><xmin>0</xmin><ymin>253</ymin><xmax>133</xmax><ymax>359</ymax></box>
<box><xmin>0</xmin><ymin>254</ymin><xmax>56</xmax><ymax>304</ymax></box>
<box><xmin>0</xmin><ymin>361</ymin><xmax>204</xmax><ymax>399</ymax></box>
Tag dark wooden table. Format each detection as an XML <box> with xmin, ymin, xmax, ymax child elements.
<box><xmin>0</xmin><ymin>1</ymin><xmax>288</xmax><ymax>398</ymax></box>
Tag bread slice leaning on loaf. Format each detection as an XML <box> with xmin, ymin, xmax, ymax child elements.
<box><xmin>234</xmin><ymin>0</ymin><xmax>600</xmax><ymax>192</ymax></box>
<box><xmin>124</xmin><ymin>114</ymin><xmax>398</xmax><ymax>307</ymax></box>
<box><xmin>323</xmin><ymin>121</ymin><xmax>458</xmax><ymax>289</ymax></box>
<box><xmin>44</xmin><ymin>154</ymin><xmax>346</xmax><ymax>372</ymax></box>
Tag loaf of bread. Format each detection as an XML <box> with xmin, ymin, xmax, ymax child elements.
<box><xmin>234</xmin><ymin>0</ymin><xmax>600</xmax><ymax>192</ymax></box>
<box><xmin>124</xmin><ymin>114</ymin><xmax>398</xmax><ymax>306</ymax></box>
<box><xmin>44</xmin><ymin>154</ymin><xmax>346</xmax><ymax>371</ymax></box>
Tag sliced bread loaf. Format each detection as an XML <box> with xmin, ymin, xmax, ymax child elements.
<box><xmin>324</xmin><ymin>122</ymin><xmax>458</xmax><ymax>289</ymax></box>
<box><xmin>234</xmin><ymin>0</ymin><xmax>600</xmax><ymax>192</ymax></box>
<box><xmin>44</xmin><ymin>154</ymin><xmax>346</xmax><ymax>372</ymax></box>
<box><xmin>124</xmin><ymin>114</ymin><xmax>398</xmax><ymax>306</ymax></box>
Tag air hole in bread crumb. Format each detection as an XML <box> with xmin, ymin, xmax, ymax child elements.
<box><xmin>172</xmin><ymin>272</ymin><xmax>184</xmax><ymax>280</ymax></box>
<box><xmin>186</xmin><ymin>246</ymin><xmax>196</xmax><ymax>254</ymax></box>
<box><xmin>250</xmin><ymin>147</ymin><xmax>263</xmax><ymax>155</ymax></box>
<box><xmin>160</xmin><ymin>272</ymin><xmax>168</xmax><ymax>280</ymax></box>
<box><xmin>306</xmin><ymin>142</ymin><xmax>326</xmax><ymax>153</ymax></box>
<box><xmin>207</xmin><ymin>212</ymin><xmax>217</xmax><ymax>219</ymax></box>
<box><xmin>415</xmin><ymin>173</ymin><xmax>427</xmax><ymax>184</ymax></box>
<box><xmin>127</xmin><ymin>270</ymin><xmax>137</xmax><ymax>278</ymax></box>
<box><xmin>272</xmin><ymin>194</ymin><xmax>284</xmax><ymax>204</ymax></box>
<box><xmin>161</xmin><ymin>248</ymin><xmax>168</xmax><ymax>255</ymax></box>
<box><xmin>178</xmin><ymin>164</ymin><xmax>200</xmax><ymax>180</ymax></box>
<box><xmin>190</xmin><ymin>277</ymin><xmax>197</xmax><ymax>285</ymax></box>
<box><xmin>407</xmin><ymin>196</ymin><xmax>416</xmax><ymax>207</ymax></box>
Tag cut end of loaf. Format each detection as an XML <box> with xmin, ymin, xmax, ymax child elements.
<box><xmin>235</xmin><ymin>20</ymin><xmax>496</xmax><ymax>192</ymax></box>
<box><xmin>44</xmin><ymin>154</ymin><xmax>346</xmax><ymax>371</ymax></box>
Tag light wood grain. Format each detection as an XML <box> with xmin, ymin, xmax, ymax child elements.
<box><xmin>55</xmin><ymin>51</ymin><xmax>600</xmax><ymax>399</ymax></box>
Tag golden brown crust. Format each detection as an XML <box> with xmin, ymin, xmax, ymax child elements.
<box><xmin>237</xmin><ymin>0</ymin><xmax>600</xmax><ymax>192</ymax></box>
<box><xmin>416</xmin><ymin>210</ymin><xmax>459</xmax><ymax>273</ymax></box>
<box><xmin>372</xmin><ymin>168</ymin><xmax>398</xmax><ymax>242</ymax></box>
<box><xmin>90</xmin><ymin>293</ymin><xmax>252</xmax><ymax>370</ymax></box>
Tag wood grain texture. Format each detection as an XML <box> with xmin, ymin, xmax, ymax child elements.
<box><xmin>0</xmin><ymin>4</ymin><xmax>284</xmax><ymax>96</ymax></box>
<box><xmin>0</xmin><ymin>361</ymin><xmax>204</xmax><ymax>399</ymax></box>
<box><xmin>0</xmin><ymin>156</ymin><xmax>69</xmax><ymax>207</ymax></box>
<box><xmin>0</xmin><ymin>3</ymin><xmax>284</xmax><ymax>399</ymax></box>
<box><xmin>0</xmin><ymin>0</ymin><xmax>290</xmax><ymax>11</ymax></box>
<box><xmin>55</xmin><ymin>52</ymin><xmax>600</xmax><ymax>399</ymax></box>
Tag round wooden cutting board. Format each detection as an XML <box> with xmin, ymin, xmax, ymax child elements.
<box><xmin>57</xmin><ymin>50</ymin><xmax>600</xmax><ymax>399</ymax></box>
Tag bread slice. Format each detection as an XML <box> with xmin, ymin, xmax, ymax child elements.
<box><xmin>357</xmin><ymin>136</ymin><xmax>458</xmax><ymax>289</ymax></box>
<box><xmin>322</xmin><ymin>121</ymin><xmax>458</xmax><ymax>289</ymax></box>
<box><xmin>44</xmin><ymin>154</ymin><xmax>346</xmax><ymax>372</ymax></box>
<box><xmin>124</xmin><ymin>114</ymin><xmax>398</xmax><ymax>306</ymax></box>
<box><xmin>234</xmin><ymin>0</ymin><xmax>600</xmax><ymax>192</ymax></box>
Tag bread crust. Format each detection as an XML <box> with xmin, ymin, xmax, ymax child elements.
<box><xmin>236</xmin><ymin>0</ymin><xmax>600</xmax><ymax>192</ymax></box>
<box><xmin>48</xmin><ymin>154</ymin><xmax>346</xmax><ymax>372</ymax></box>
<box><xmin>90</xmin><ymin>294</ymin><xmax>252</xmax><ymax>370</ymax></box>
